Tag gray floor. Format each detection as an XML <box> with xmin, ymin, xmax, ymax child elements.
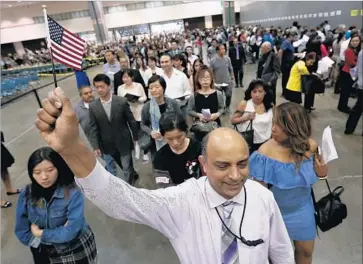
<box><xmin>1</xmin><ymin>64</ymin><xmax>362</xmax><ymax>264</ymax></box>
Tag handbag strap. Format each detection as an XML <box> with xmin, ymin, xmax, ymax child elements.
<box><xmin>324</xmin><ymin>179</ymin><xmax>332</xmax><ymax>194</ymax></box>
<box><xmin>311</xmin><ymin>187</ymin><xmax>320</xmax><ymax>238</ymax></box>
<box><xmin>244</xmin><ymin>119</ymin><xmax>253</xmax><ymax>132</ymax></box>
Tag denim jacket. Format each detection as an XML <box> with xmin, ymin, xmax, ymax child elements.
<box><xmin>15</xmin><ymin>186</ymin><xmax>89</xmax><ymax>251</ymax></box>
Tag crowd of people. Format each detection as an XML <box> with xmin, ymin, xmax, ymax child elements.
<box><xmin>1</xmin><ymin>19</ymin><xmax>362</xmax><ymax>264</ymax></box>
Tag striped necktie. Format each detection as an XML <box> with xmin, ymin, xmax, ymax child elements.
<box><xmin>221</xmin><ymin>201</ymin><xmax>239</xmax><ymax>264</ymax></box>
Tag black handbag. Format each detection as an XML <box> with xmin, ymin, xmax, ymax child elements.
<box><xmin>301</xmin><ymin>74</ymin><xmax>325</xmax><ymax>94</ymax></box>
<box><xmin>311</xmin><ymin>180</ymin><xmax>347</xmax><ymax>232</ymax></box>
<box><xmin>234</xmin><ymin>120</ymin><xmax>254</xmax><ymax>151</ymax></box>
<box><xmin>138</xmin><ymin>131</ymin><xmax>152</xmax><ymax>151</ymax></box>
<box><xmin>190</xmin><ymin>121</ymin><xmax>219</xmax><ymax>134</ymax></box>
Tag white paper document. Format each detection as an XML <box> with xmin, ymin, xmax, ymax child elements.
<box><xmin>321</xmin><ymin>126</ymin><xmax>339</xmax><ymax>163</ymax></box>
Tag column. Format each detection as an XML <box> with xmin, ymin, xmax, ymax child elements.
<box><xmin>222</xmin><ymin>1</ymin><xmax>236</xmax><ymax>27</ymax></box>
<box><xmin>204</xmin><ymin>15</ymin><xmax>213</xmax><ymax>28</ymax></box>
<box><xmin>88</xmin><ymin>1</ymin><xmax>108</xmax><ymax>44</ymax></box>
<box><xmin>13</xmin><ymin>42</ymin><xmax>26</xmax><ymax>56</ymax></box>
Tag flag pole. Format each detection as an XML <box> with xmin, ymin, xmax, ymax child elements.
<box><xmin>42</xmin><ymin>5</ymin><xmax>58</xmax><ymax>87</ymax></box>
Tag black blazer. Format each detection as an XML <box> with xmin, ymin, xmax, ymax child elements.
<box><xmin>88</xmin><ymin>96</ymin><xmax>138</xmax><ymax>156</ymax></box>
<box><xmin>228</xmin><ymin>45</ymin><xmax>246</xmax><ymax>68</ymax></box>
<box><xmin>114</xmin><ymin>69</ymin><xmax>146</xmax><ymax>95</ymax></box>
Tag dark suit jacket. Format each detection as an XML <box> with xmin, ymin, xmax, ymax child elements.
<box><xmin>88</xmin><ymin>95</ymin><xmax>138</xmax><ymax>156</ymax></box>
<box><xmin>114</xmin><ymin>69</ymin><xmax>146</xmax><ymax>95</ymax></box>
<box><xmin>228</xmin><ymin>45</ymin><xmax>246</xmax><ymax>68</ymax></box>
<box><xmin>257</xmin><ymin>51</ymin><xmax>281</xmax><ymax>87</ymax></box>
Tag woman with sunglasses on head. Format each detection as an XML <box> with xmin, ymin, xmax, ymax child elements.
<box><xmin>232</xmin><ymin>79</ymin><xmax>274</xmax><ymax>153</ymax></box>
<box><xmin>187</xmin><ymin>66</ymin><xmax>224</xmax><ymax>141</ymax></box>
<box><xmin>249</xmin><ymin>102</ymin><xmax>328</xmax><ymax>264</ymax></box>
<box><xmin>15</xmin><ymin>147</ymin><xmax>97</xmax><ymax>264</ymax></box>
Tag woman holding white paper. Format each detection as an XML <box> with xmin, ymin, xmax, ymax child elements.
<box><xmin>117</xmin><ymin>70</ymin><xmax>148</xmax><ymax>162</ymax></box>
<box><xmin>187</xmin><ymin>66</ymin><xmax>224</xmax><ymax>141</ymax></box>
<box><xmin>249</xmin><ymin>102</ymin><xmax>328</xmax><ymax>264</ymax></box>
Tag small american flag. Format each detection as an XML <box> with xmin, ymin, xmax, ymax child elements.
<box><xmin>47</xmin><ymin>15</ymin><xmax>85</xmax><ymax>71</ymax></box>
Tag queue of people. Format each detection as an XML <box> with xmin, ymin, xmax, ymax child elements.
<box><xmin>3</xmin><ymin>20</ymin><xmax>361</xmax><ymax>264</ymax></box>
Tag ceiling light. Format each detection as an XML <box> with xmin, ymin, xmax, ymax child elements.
<box><xmin>8</xmin><ymin>4</ymin><xmax>13</xmax><ymax>7</ymax></box>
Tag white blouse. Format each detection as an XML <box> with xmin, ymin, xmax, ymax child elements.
<box><xmin>236</xmin><ymin>99</ymin><xmax>273</xmax><ymax>144</ymax></box>
<box><xmin>117</xmin><ymin>82</ymin><xmax>147</xmax><ymax>121</ymax></box>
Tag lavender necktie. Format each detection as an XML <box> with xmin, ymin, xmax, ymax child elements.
<box><xmin>221</xmin><ymin>201</ymin><xmax>239</xmax><ymax>264</ymax></box>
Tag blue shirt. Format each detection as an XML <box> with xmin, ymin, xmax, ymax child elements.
<box><xmin>15</xmin><ymin>186</ymin><xmax>88</xmax><ymax>251</ymax></box>
<box><xmin>263</xmin><ymin>33</ymin><xmax>274</xmax><ymax>46</ymax></box>
<box><xmin>280</xmin><ymin>39</ymin><xmax>295</xmax><ymax>63</ymax></box>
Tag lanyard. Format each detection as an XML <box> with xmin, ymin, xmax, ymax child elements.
<box><xmin>215</xmin><ymin>185</ymin><xmax>265</xmax><ymax>247</ymax></box>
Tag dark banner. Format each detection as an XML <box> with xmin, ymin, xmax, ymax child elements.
<box><xmin>240</xmin><ymin>1</ymin><xmax>363</xmax><ymax>28</ymax></box>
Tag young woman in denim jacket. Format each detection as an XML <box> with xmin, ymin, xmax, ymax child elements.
<box><xmin>15</xmin><ymin>147</ymin><xmax>98</xmax><ymax>264</ymax></box>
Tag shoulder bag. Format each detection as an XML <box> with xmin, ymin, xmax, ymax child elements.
<box><xmin>311</xmin><ymin>179</ymin><xmax>347</xmax><ymax>232</ymax></box>
<box><xmin>234</xmin><ymin>119</ymin><xmax>254</xmax><ymax>151</ymax></box>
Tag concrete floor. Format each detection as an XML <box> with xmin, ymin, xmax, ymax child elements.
<box><xmin>1</xmin><ymin>64</ymin><xmax>362</xmax><ymax>264</ymax></box>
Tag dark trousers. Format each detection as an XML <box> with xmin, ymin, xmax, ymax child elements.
<box><xmin>345</xmin><ymin>89</ymin><xmax>363</xmax><ymax>133</ymax></box>
<box><xmin>304</xmin><ymin>89</ymin><xmax>316</xmax><ymax>109</ymax></box>
<box><xmin>136</xmin><ymin>122</ymin><xmax>148</xmax><ymax>155</ymax></box>
<box><xmin>233</xmin><ymin>65</ymin><xmax>244</xmax><ymax>86</ymax></box>
<box><xmin>338</xmin><ymin>71</ymin><xmax>354</xmax><ymax>111</ymax></box>
<box><xmin>31</xmin><ymin>246</ymin><xmax>50</xmax><ymax>264</ymax></box>
<box><xmin>281</xmin><ymin>64</ymin><xmax>292</xmax><ymax>96</ymax></box>
<box><xmin>334</xmin><ymin>62</ymin><xmax>344</xmax><ymax>94</ymax></box>
<box><xmin>111</xmin><ymin>150</ymin><xmax>137</xmax><ymax>184</ymax></box>
<box><xmin>267</xmin><ymin>83</ymin><xmax>277</xmax><ymax>105</ymax></box>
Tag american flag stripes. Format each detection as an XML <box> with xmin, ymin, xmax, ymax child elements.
<box><xmin>47</xmin><ymin>15</ymin><xmax>85</xmax><ymax>71</ymax></box>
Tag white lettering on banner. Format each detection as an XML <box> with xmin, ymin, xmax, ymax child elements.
<box><xmin>330</xmin><ymin>11</ymin><xmax>336</xmax><ymax>16</ymax></box>
<box><xmin>313</xmin><ymin>13</ymin><xmax>318</xmax><ymax>17</ymax></box>
<box><xmin>308</xmin><ymin>14</ymin><xmax>313</xmax><ymax>17</ymax></box>
<box><xmin>318</xmin><ymin>13</ymin><xmax>323</xmax><ymax>17</ymax></box>
<box><xmin>336</xmin><ymin>10</ymin><xmax>342</xmax><ymax>15</ymax></box>
<box><xmin>324</xmin><ymin>12</ymin><xmax>329</xmax><ymax>17</ymax></box>
<box><xmin>304</xmin><ymin>14</ymin><xmax>308</xmax><ymax>18</ymax></box>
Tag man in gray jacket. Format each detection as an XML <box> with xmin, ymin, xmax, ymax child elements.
<box><xmin>74</xmin><ymin>86</ymin><xmax>117</xmax><ymax>176</ymax></box>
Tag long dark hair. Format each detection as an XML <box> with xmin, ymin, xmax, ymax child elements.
<box><xmin>26</xmin><ymin>147</ymin><xmax>75</xmax><ymax>203</ymax></box>
<box><xmin>136</xmin><ymin>54</ymin><xmax>147</xmax><ymax>71</ymax></box>
<box><xmin>348</xmin><ymin>34</ymin><xmax>362</xmax><ymax>55</ymax></box>
<box><xmin>192</xmin><ymin>58</ymin><xmax>203</xmax><ymax>92</ymax></box>
<box><xmin>244</xmin><ymin>79</ymin><xmax>273</xmax><ymax>111</ymax></box>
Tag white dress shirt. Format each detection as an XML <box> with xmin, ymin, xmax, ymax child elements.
<box><xmin>145</xmin><ymin>67</ymin><xmax>164</xmax><ymax>82</ymax></box>
<box><xmin>76</xmin><ymin>161</ymin><xmax>294</xmax><ymax>264</ymax></box>
<box><xmin>340</xmin><ymin>38</ymin><xmax>350</xmax><ymax>61</ymax></box>
<box><xmin>161</xmin><ymin>68</ymin><xmax>191</xmax><ymax>103</ymax></box>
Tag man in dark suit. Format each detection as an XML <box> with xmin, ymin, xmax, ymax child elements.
<box><xmin>113</xmin><ymin>56</ymin><xmax>146</xmax><ymax>96</ymax></box>
<box><xmin>229</xmin><ymin>38</ymin><xmax>247</xmax><ymax>88</ymax></box>
<box><xmin>257</xmin><ymin>42</ymin><xmax>281</xmax><ymax>105</ymax></box>
<box><xmin>89</xmin><ymin>74</ymin><xmax>139</xmax><ymax>185</ymax></box>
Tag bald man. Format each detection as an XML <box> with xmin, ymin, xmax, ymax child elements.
<box><xmin>35</xmin><ymin>90</ymin><xmax>294</xmax><ymax>264</ymax></box>
<box><xmin>257</xmin><ymin>42</ymin><xmax>281</xmax><ymax>104</ymax></box>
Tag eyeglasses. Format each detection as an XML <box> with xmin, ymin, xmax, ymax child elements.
<box><xmin>199</xmin><ymin>76</ymin><xmax>211</xmax><ymax>80</ymax></box>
